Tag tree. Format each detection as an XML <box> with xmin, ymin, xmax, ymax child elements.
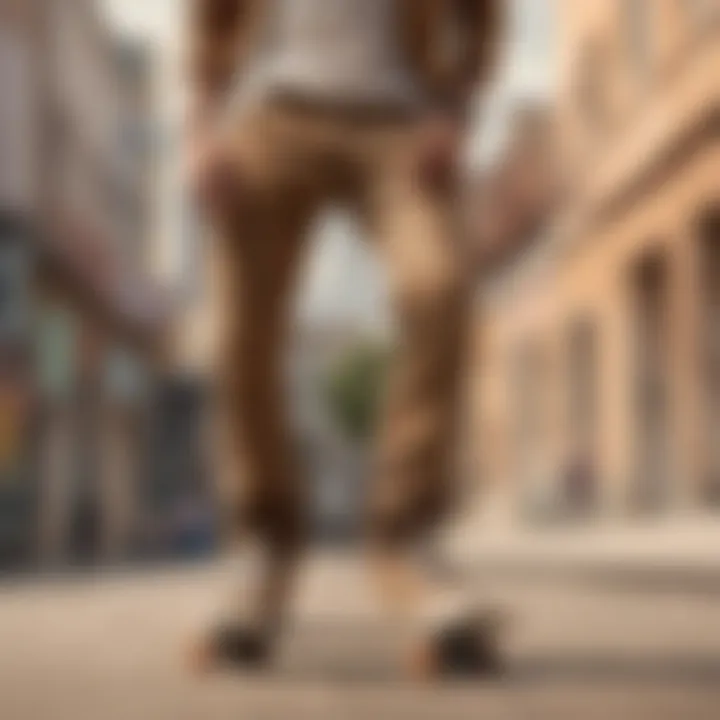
<box><xmin>323</xmin><ymin>341</ymin><xmax>389</xmax><ymax>443</ymax></box>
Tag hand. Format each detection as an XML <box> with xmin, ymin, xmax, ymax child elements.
<box><xmin>415</xmin><ymin>114</ymin><xmax>463</xmax><ymax>193</ymax></box>
<box><xmin>185</xmin><ymin>103</ymin><xmax>240</xmax><ymax>216</ymax></box>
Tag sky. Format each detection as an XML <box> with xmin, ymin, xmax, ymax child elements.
<box><xmin>103</xmin><ymin>0</ymin><xmax>555</xmax><ymax>330</ymax></box>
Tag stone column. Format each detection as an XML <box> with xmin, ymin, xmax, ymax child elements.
<box><xmin>601</xmin><ymin>274</ymin><xmax>635</xmax><ymax>517</ymax></box>
<box><xmin>669</xmin><ymin>223</ymin><xmax>704</xmax><ymax>511</ymax></box>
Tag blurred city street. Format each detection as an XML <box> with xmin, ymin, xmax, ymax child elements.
<box><xmin>3</xmin><ymin>551</ymin><xmax>720</xmax><ymax>720</ymax></box>
<box><xmin>1</xmin><ymin>1</ymin><xmax>719</xmax><ymax>717</ymax></box>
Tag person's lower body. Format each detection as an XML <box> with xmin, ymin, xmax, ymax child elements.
<box><xmin>193</xmin><ymin>98</ymin><xmax>501</xmax><ymax>676</ymax></box>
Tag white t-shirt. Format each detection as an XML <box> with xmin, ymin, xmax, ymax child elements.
<box><xmin>230</xmin><ymin>0</ymin><xmax>427</xmax><ymax>112</ymax></box>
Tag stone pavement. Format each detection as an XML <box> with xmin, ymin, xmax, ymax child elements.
<box><xmin>2</xmin><ymin>552</ymin><xmax>720</xmax><ymax>719</ymax></box>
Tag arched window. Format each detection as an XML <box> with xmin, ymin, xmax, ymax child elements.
<box><xmin>683</xmin><ymin>0</ymin><xmax>720</xmax><ymax>29</ymax></box>
<box><xmin>576</xmin><ymin>39</ymin><xmax>609</xmax><ymax>131</ymax></box>
<box><xmin>625</xmin><ymin>0</ymin><xmax>653</xmax><ymax>80</ymax></box>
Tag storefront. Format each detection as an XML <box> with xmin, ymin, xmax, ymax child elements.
<box><xmin>100</xmin><ymin>345</ymin><xmax>150</xmax><ymax>560</ymax></box>
<box><xmin>0</xmin><ymin>216</ymin><xmax>36</xmax><ymax>568</ymax></box>
<box><xmin>34</xmin><ymin>299</ymin><xmax>81</xmax><ymax>565</ymax></box>
<box><xmin>0</xmin><ymin>355</ymin><xmax>35</xmax><ymax>568</ymax></box>
<box><xmin>144</xmin><ymin>376</ymin><xmax>214</xmax><ymax>559</ymax></box>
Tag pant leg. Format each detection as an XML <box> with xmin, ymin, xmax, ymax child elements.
<box><xmin>206</xmin><ymin>106</ymin><xmax>319</xmax><ymax>631</ymax></box>
<box><xmin>368</xmin><ymin>139</ymin><xmax>470</xmax><ymax>546</ymax></box>
<box><xmin>357</xmin><ymin>122</ymin><xmax>471</xmax><ymax>623</ymax></box>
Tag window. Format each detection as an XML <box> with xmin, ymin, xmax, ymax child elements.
<box><xmin>577</xmin><ymin>39</ymin><xmax>609</xmax><ymax>130</ymax></box>
<box><xmin>35</xmin><ymin>306</ymin><xmax>77</xmax><ymax>401</ymax></box>
<box><xmin>565</xmin><ymin>317</ymin><xmax>599</xmax><ymax>514</ymax></box>
<box><xmin>631</xmin><ymin>252</ymin><xmax>671</xmax><ymax>512</ymax></box>
<box><xmin>180</xmin><ymin>199</ymin><xmax>203</xmax><ymax>301</ymax></box>
<box><xmin>105</xmin><ymin>347</ymin><xmax>147</xmax><ymax>404</ymax></box>
<box><xmin>699</xmin><ymin>214</ymin><xmax>720</xmax><ymax>505</ymax></box>
<box><xmin>0</xmin><ymin>28</ymin><xmax>38</xmax><ymax>212</ymax></box>
<box><xmin>625</xmin><ymin>0</ymin><xmax>653</xmax><ymax>80</ymax></box>
<box><xmin>512</xmin><ymin>339</ymin><xmax>552</xmax><ymax>517</ymax></box>
<box><xmin>0</xmin><ymin>236</ymin><xmax>30</xmax><ymax>341</ymax></box>
<box><xmin>684</xmin><ymin>0</ymin><xmax>720</xmax><ymax>29</ymax></box>
<box><xmin>567</xmin><ymin>318</ymin><xmax>598</xmax><ymax>448</ymax></box>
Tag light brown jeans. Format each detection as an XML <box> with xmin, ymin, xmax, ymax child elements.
<box><xmin>207</xmin><ymin>99</ymin><xmax>470</xmax><ymax>632</ymax></box>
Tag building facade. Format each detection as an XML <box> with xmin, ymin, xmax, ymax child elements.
<box><xmin>0</xmin><ymin>0</ymin><xmax>168</xmax><ymax>568</ymax></box>
<box><xmin>473</xmin><ymin>0</ymin><xmax>720</xmax><ymax>525</ymax></box>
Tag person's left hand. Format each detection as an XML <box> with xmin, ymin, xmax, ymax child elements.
<box><xmin>414</xmin><ymin>114</ymin><xmax>463</xmax><ymax>193</ymax></box>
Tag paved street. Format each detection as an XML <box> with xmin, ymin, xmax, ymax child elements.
<box><xmin>2</xmin><ymin>554</ymin><xmax>720</xmax><ymax>719</ymax></box>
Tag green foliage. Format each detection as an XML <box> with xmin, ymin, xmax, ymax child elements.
<box><xmin>323</xmin><ymin>341</ymin><xmax>390</xmax><ymax>442</ymax></box>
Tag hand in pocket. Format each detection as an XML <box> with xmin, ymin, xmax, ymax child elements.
<box><xmin>414</xmin><ymin>115</ymin><xmax>463</xmax><ymax>194</ymax></box>
<box><xmin>185</xmin><ymin>111</ymin><xmax>243</xmax><ymax>218</ymax></box>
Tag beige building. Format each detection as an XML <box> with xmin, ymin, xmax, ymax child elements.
<box><xmin>473</xmin><ymin>0</ymin><xmax>720</xmax><ymax>525</ymax></box>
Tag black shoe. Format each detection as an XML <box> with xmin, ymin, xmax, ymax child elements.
<box><xmin>434</xmin><ymin>613</ymin><xmax>504</xmax><ymax>677</ymax></box>
<box><xmin>408</xmin><ymin>611</ymin><xmax>505</xmax><ymax>680</ymax></box>
<box><xmin>191</xmin><ymin>624</ymin><xmax>272</xmax><ymax>672</ymax></box>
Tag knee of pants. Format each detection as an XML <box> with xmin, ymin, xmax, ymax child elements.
<box><xmin>400</xmin><ymin>263</ymin><xmax>468</xmax><ymax>328</ymax></box>
<box><xmin>368</xmin><ymin>482</ymin><xmax>451</xmax><ymax>548</ymax></box>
